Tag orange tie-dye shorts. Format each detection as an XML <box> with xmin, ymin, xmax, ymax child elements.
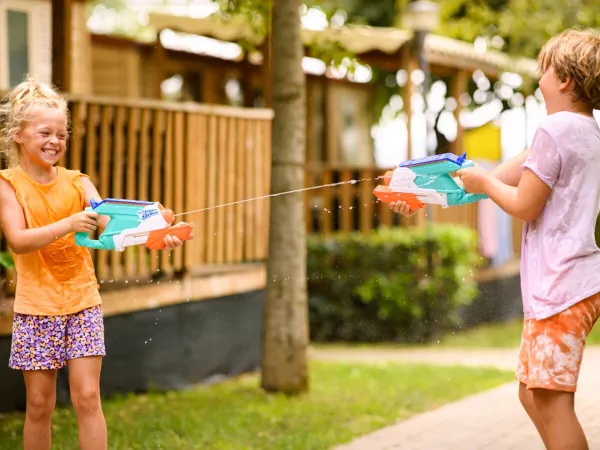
<box><xmin>516</xmin><ymin>292</ymin><xmax>600</xmax><ymax>392</ymax></box>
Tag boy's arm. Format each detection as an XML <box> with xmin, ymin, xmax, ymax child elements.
<box><xmin>0</xmin><ymin>179</ymin><xmax>75</xmax><ymax>254</ymax></box>
<box><xmin>490</xmin><ymin>150</ymin><xmax>529</xmax><ymax>187</ymax></box>
<box><xmin>483</xmin><ymin>169</ymin><xmax>552</xmax><ymax>222</ymax></box>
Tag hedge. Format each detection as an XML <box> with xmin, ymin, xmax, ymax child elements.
<box><xmin>307</xmin><ymin>225</ymin><xmax>482</xmax><ymax>343</ymax></box>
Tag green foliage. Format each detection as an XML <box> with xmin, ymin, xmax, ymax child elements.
<box><xmin>307</xmin><ymin>225</ymin><xmax>482</xmax><ymax>343</ymax></box>
<box><xmin>0</xmin><ymin>252</ymin><xmax>14</xmax><ymax>270</ymax></box>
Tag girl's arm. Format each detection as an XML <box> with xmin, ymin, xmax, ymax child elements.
<box><xmin>79</xmin><ymin>176</ymin><xmax>110</xmax><ymax>230</ymax></box>
<box><xmin>0</xmin><ymin>178</ymin><xmax>98</xmax><ymax>255</ymax></box>
<box><xmin>490</xmin><ymin>150</ymin><xmax>529</xmax><ymax>187</ymax></box>
<box><xmin>78</xmin><ymin>176</ymin><xmax>190</xmax><ymax>249</ymax></box>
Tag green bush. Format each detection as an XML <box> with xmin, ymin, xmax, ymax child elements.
<box><xmin>307</xmin><ymin>225</ymin><xmax>482</xmax><ymax>343</ymax></box>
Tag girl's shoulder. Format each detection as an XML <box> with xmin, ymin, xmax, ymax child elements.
<box><xmin>0</xmin><ymin>167</ymin><xmax>23</xmax><ymax>189</ymax></box>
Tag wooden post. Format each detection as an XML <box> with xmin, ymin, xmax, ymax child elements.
<box><xmin>51</xmin><ymin>0</ymin><xmax>73</xmax><ymax>92</ymax></box>
<box><xmin>153</xmin><ymin>30</ymin><xmax>166</xmax><ymax>99</ymax></box>
<box><xmin>401</xmin><ymin>46</ymin><xmax>417</xmax><ymax>161</ymax></box>
<box><xmin>450</xmin><ymin>69</ymin><xmax>469</xmax><ymax>155</ymax></box>
<box><xmin>262</xmin><ymin>2</ymin><xmax>273</xmax><ymax>108</ymax></box>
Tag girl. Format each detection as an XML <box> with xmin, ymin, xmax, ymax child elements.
<box><xmin>394</xmin><ymin>28</ymin><xmax>600</xmax><ymax>450</ymax></box>
<box><xmin>0</xmin><ymin>77</ymin><xmax>191</xmax><ymax>450</ymax></box>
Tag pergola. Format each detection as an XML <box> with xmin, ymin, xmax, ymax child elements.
<box><xmin>147</xmin><ymin>11</ymin><xmax>539</xmax><ymax>160</ymax></box>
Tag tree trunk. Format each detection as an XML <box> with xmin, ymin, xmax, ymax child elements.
<box><xmin>260</xmin><ymin>0</ymin><xmax>308</xmax><ymax>394</ymax></box>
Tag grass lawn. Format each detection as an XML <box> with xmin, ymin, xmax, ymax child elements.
<box><xmin>439</xmin><ymin>318</ymin><xmax>600</xmax><ymax>348</ymax></box>
<box><xmin>315</xmin><ymin>318</ymin><xmax>600</xmax><ymax>351</ymax></box>
<box><xmin>0</xmin><ymin>361</ymin><xmax>512</xmax><ymax>450</ymax></box>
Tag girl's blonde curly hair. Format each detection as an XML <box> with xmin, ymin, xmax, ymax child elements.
<box><xmin>0</xmin><ymin>75</ymin><xmax>69</xmax><ymax>167</ymax></box>
<box><xmin>537</xmin><ymin>27</ymin><xmax>600</xmax><ymax>110</ymax></box>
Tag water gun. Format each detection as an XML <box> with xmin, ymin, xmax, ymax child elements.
<box><xmin>75</xmin><ymin>198</ymin><xmax>194</xmax><ymax>251</ymax></box>
<box><xmin>373</xmin><ymin>152</ymin><xmax>488</xmax><ymax>210</ymax></box>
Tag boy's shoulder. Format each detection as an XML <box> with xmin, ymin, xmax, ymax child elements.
<box><xmin>537</xmin><ymin>111</ymin><xmax>598</xmax><ymax>138</ymax></box>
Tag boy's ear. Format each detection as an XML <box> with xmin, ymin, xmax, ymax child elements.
<box><xmin>559</xmin><ymin>76</ymin><xmax>574</xmax><ymax>92</ymax></box>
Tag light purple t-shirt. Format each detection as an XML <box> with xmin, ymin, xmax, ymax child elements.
<box><xmin>520</xmin><ymin>111</ymin><xmax>600</xmax><ymax>320</ymax></box>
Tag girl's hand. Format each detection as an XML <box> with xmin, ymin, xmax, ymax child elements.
<box><xmin>389</xmin><ymin>200</ymin><xmax>417</xmax><ymax>216</ymax></box>
<box><xmin>69</xmin><ymin>211</ymin><xmax>99</xmax><ymax>233</ymax></box>
<box><xmin>163</xmin><ymin>222</ymin><xmax>194</xmax><ymax>251</ymax></box>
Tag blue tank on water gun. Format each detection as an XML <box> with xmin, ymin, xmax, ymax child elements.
<box><xmin>373</xmin><ymin>152</ymin><xmax>488</xmax><ymax>210</ymax></box>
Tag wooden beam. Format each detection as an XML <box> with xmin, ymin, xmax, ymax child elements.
<box><xmin>450</xmin><ymin>69</ymin><xmax>469</xmax><ymax>155</ymax></box>
<box><xmin>51</xmin><ymin>0</ymin><xmax>73</xmax><ymax>92</ymax></box>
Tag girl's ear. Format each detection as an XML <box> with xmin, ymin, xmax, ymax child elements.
<box><xmin>11</xmin><ymin>129</ymin><xmax>23</xmax><ymax>145</ymax></box>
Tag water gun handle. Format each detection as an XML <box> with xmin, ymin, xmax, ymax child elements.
<box><xmin>74</xmin><ymin>207</ymin><xmax>105</xmax><ymax>250</ymax></box>
<box><xmin>462</xmin><ymin>193</ymin><xmax>489</xmax><ymax>203</ymax></box>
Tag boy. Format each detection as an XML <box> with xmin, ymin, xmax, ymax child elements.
<box><xmin>393</xmin><ymin>28</ymin><xmax>600</xmax><ymax>449</ymax></box>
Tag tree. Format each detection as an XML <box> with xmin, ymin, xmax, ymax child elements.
<box><xmin>261</xmin><ymin>0</ymin><xmax>309</xmax><ymax>394</ymax></box>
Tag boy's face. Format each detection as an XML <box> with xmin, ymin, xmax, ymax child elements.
<box><xmin>539</xmin><ymin>65</ymin><xmax>572</xmax><ymax>114</ymax></box>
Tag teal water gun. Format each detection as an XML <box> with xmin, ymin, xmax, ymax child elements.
<box><xmin>75</xmin><ymin>198</ymin><xmax>194</xmax><ymax>251</ymax></box>
<box><xmin>373</xmin><ymin>152</ymin><xmax>488</xmax><ymax>210</ymax></box>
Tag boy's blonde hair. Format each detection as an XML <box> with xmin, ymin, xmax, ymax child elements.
<box><xmin>537</xmin><ymin>27</ymin><xmax>600</xmax><ymax>109</ymax></box>
<box><xmin>0</xmin><ymin>75</ymin><xmax>69</xmax><ymax>167</ymax></box>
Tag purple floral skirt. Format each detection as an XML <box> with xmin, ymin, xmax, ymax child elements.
<box><xmin>9</xmin><ymin>305</ymin><xmax>105</xmax><ymax>370</ymax></box>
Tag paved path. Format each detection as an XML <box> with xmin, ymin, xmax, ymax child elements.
<box><xmin>310</xmin><ymin>346</ymin><xmax>600</xmax><ymax>450</ymax></box>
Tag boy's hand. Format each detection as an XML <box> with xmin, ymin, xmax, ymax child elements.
<box><xmin>163</xmin><ymin>222</ymin><xmax>194</xmax><ymax>250</ymax></box>
<box><xmin>456</xmin><ymin>165</ymin><xmax>490</xmax><ymax>194</ymax></box>
<box><xmin>389</xmin><ymin>200</ymin><xmax>417</xmax><ymax>216</ymax></box>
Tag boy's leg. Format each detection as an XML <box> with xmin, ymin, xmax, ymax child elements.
<box><xmin>516</xmin><ymin>320</ymin><xmax>550</xmax><ymax>448</ymax></box>
<box><xmin>522</xmin><ymin>293</ymin><xmax>600</xmax><ymax>450</ymax></box>
<box><xmin>65</xmin><ymin>305</ymin><xmax>107</xmax><ymax>450</ymax></box>
<box><xmin>532</xmin><ymin>388</ymin><xmax>587</xmax><ymax>450</ymax></box>
<box><xmin>9</xmin><ymin>313</ymin><xmax>67</xmax><ymax>450</ymax></box>
<box><xmin>518</xmin><ymin>383</ymin><xmax>550</xmax><ymax>449</ymax></box>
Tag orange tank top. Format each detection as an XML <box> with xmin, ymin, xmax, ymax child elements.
<box><xmin>0</xmin><ymin>166</ymin><xmax>101</xmax><ymax>316</ymax></box>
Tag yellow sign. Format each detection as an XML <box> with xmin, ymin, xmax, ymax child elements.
<box><xmin>463</xmin><ymin>122</ymin><xmax>502</xmax><ymax>162</ymax></box>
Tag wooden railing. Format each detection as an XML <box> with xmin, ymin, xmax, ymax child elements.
<box><xmin>304</xmin><ymin>164</ymin><xmax>522</xmax><ymax>257</ymax></box>
<box><xmin>0</xmin><ymin>96</ymin><xmax>273</xmax><ymax>290</ymax></box>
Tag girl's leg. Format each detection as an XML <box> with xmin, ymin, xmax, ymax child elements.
<box><xmin>533</xmin><ymin>388</ymin><xmax>588</xmax><ymax>450</ymax></box>
<box><xmin>22</xmin><ymin>369</ymin><xmax>57</xmax><ymax>450</ymax></box>
<box><xmin>518</xmin><ymin>383</ymin><xmax>550</xmax><ymax>449</ymax></box>
<box><xmin>68</xmin><ymin>356</ymin><xmax>107</xmax><ymax>450</ymax></box>
<box><xmin>65</xmin><ymin>305</ymin><xmax>107</xmax><ymax>450</ymax></box>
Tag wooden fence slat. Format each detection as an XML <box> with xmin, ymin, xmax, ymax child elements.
<box><xmin>215</xmin><ymin>116</ymin><xmax>228</xmax><ymax>264</ymax></box>
<box><xmin>225</xmin><ymin>117</ymin><xmax>237</xmax><ymax>263</ymax></box>
<box><xmin>173</xmin><ymin>112</ymin><xmax>185</xmax><ymax>271</ymax></box>
<box><xmin>234</xmin><ymin>119</ymin><xmax>246</xmax><ymax>263</ymax></box>
<box><xmin>150</xmin><ymin>110</ymin><xmax>164</xmax><ymax>275</ymax></box>
<box><xmin>124</xmin><ymin>108</ymin><xmax>140</xmax><ymax>278</ymax></box>
<box><xmin>137</xmin><ymin>109</ymin><xmax>151</xmax><ymax>278</ymax></box>
<box><xmin>253</xmin><ymin>120</ymin><xmax>265</xmax><ymax>259</ymax></box>
<box><xmin>205</xmin><ymin>115</ymin><xmax>218</xmax><ymax>263</ymax></box>
<box><xmin>195</xmin><ymin>114</ymin><xmax>208</xmax><ymax>266</ymax></box>
<box><xmin>161</xmin><ymin>112</ymin><xmax>174</xmax><ymax>277</ymax></box>
<box><xmin>110</xmin><ymin>106</ymin><xmax>126</xmax><ymax>280</ymax></box>
<box><xmin>244</xmin><ymin>121</ymin><xmax>256</xmax><ymax>259</ymax></box>
<box><xmin>262</xmin><ymin>119</ymin><xmax>272</xmax><ymax>257</ymax></box>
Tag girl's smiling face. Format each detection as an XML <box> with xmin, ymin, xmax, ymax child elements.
<box><xmin>12</xmin><ymin>106</ymin><xmax>67</xmax><ymax>167</ymax></box>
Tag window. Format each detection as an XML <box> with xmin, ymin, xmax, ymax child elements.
<box><xmin>7</xmin><ymin>9</ymin><xmax>29</xmax><ymax>88</ymax></box>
